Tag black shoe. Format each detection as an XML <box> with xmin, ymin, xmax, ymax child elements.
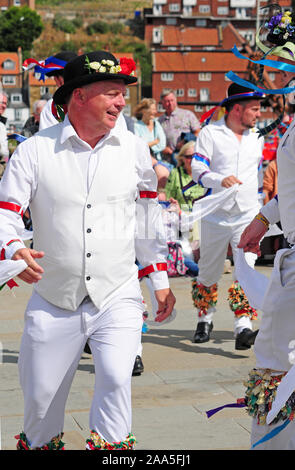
<box><xmin>235</xmin><ymin>328</ymin><xmax>259</xmax><ymax>350</ymax></box>
<box><xmin>192</xmin><ymin>322</ymin><xmax>213</xmax><ymax>343</ymax></box>
<box><xmin>132</xmin><ymin>355</ymin><xmax>144</xmax><ymax>376</ymax></box>
<box><xmin>83</xmin><ymin>342</ymin><xmax>92</xmax><ymax>354</ymax></box>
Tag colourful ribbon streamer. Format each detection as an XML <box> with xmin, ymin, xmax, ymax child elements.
<box><xmin>7</xmin><ymin>134</ymin><xmax>27</xmax><ymax>143</ymax></box>
<box><xmin>23</xmin><ymin>56</ymin><xmax>66</xmax><ymax>82</ymax></box>
<box><xmin>231</xmin><ymin>44</ymin><xmax>295</xmax><ymax>73</ymax></box>
<box><xmin>225</xmin><ymin>70</ymin><xmax>295</xmax><ymax>95</ymax></box>
<box><xmin>251</xmin><ymin>418</ymin><xmax>291</xmax><ymax>449</ymax></box>
<box><xmin>206</xmin><ymin>399</ymin><xmax>246</xmax><ymax>418</ymax></box>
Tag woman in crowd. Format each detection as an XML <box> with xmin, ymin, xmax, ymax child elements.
<box><xmin>134</xmin><ymin>98</ymin><xmax>166</xmax><ymax>161</ymax></box>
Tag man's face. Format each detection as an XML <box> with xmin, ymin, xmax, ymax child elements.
<box><xmin>239</xmin><ymin>100</ymin><xmax>261</xmax><ymax>129</ymax></box>
<box><xmin>0</xmin><ymin>94</ymin><xmax>7</xmax><ymax>115</ymax></box>
<box><xmin>161</xmin><ymin>92</ymin><xmax>177</xmax><ymax>115</ymax></box>
<box><xmin>82</xmin><ymin>80</ymin><xmax>126</xmax><ymax>133</ymax></box>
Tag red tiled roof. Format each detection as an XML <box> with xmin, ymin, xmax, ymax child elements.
<box><xmin>0</xmin><ymin>52</ymin><xmax>20</xmax><ymax>74</ymax></box>
<box><xmin>163</xmin><ymin>27</ymin><xmax>219</xmax><ymax>46</ymax></box>
<box><xmin>154</xmin><ymin>51</ymin><xmax>248</xmax><ymax>72</ymax></box>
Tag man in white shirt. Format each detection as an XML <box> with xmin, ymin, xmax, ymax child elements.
<box><xmin>191</xmin><ymin>83</ymin><xmax>265</xmax><ymax>349</ymax></box>
<box><xmin>0</xmin><ymin>50</ymin><xmax>175</xmax><ymax>450</ymax></box>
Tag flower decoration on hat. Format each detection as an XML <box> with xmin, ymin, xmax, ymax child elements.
<box><xmin>85</xmin><ymin>55</ymin><xmax>136</xmax><ymax>77</ymax></box>
<box><xmin>264</xmin><ymin>10</ymin><xmax>295</xmax><ymax>44</ymax></box>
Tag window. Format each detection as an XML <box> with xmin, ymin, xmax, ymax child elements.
<box><xmin>2</xmin><ymin>75</ymin><xmax>16</xmax><ymax>85</ymax></box>
<box><xmin>40</xmin><ymin>86</ymin><xmax>50</xmax><ymax>96</ymax></box>
<box><xmin>195</xmin><ymin>19</ymin><xmax>207</xmax><ymax>26</ymax></box>
<box><xmin>199</xmin><ymin>5</ymin><xmax>210</xmax><ymax>14</ymax></box>
<box><xmin>11</xmin><ymin>94</ymin><xmax>22</xmax><ymax>103</ymax></box>
<box><xmin>123</xmin><ymin>104</ymin><xmax>131</xmax><ymax>116</ymax></box>
<box><xmin>199</xmin><ymin>72</ymin><xmax>211</xmax><ymax>81</ymax></box>
<box><xmin>161</xmin><ymin>73</ymin><xmax>174</xmax><ymax>81</ymax></box>
<box><xmin>200</xmin><ymin>88</ymin><xmax>210</xmax><ymax>102</ymax></box>
<box><xmin>183</xmin><ymin>6</ymin><xmax>192</xmax><ymax>16</ymax></box>
<box><xmin>176</xmin><ymin>89</ymin><xmax>184</xmax><ymax>97</ymax></box>
<box><xmin>166</xmin><ymin>18</ymin><xmax>177</xmax><ymax>25</ymax></box>
<box><xmin>188</xmin><ymin>88</ymin><xmax>197</xmax><ymax>97</ymax></box>
<box><xmin>3</xmin><ymin>59</ymin><xmax>15</xmax><ymax>70</ymax></box>
<box><xmin>14</xmin><ymin>0</ymin><xmax>21</xmax><ymax>5</ymax></box>
<box><xmin>217</xmin><ymin>7</ymin><xmax>229</xmax><ymax>15</ymax></box>
<box><xmin>194</xmin><ymin>105</ymin><xmax>203</xmax><ymax>112</ymax></box>
<box><xmin>169</xmin><ymin>3</ymin><xmax>180</xmax><ymax>12</ymax></box>
<box><xmin>15</xmin><ymin>109</ymin><xmax>22</xmax><ymax>121</ymax></box>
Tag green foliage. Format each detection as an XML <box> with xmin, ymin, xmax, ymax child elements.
<box><xmin>127</xmin><ymin>42</ymin><xmax>152</xmax><ymax>86</ymax></box>
<box><xmin>0</xmin><ymin>6</ymin><xmax>43</xmax><ymax>54</ymax></box>
<box><xmin>86</xmin><ymin>20</ymin><xmax>109</xmax><ymax>35</ymax></box>
<box><xmin>53</xmin><ymin>14</ymin><xmax>77</xmax><ymax>33</ymax></box>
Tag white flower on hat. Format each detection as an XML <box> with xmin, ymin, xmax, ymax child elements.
<box><xmin>89</xmin><ymin>61</ymin><xmax>101</xmax><ymax>70</ymax></box>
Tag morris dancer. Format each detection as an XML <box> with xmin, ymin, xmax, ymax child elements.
<box><xmin>0</xmin><ymin>50</ymin><xmax>175</xmax><ymax>450</ymax></box>
<box><xmin>191</xmin><ymin>83</ymin><xmax>264</xmax><ymax>349</ymax></box>
<box><xmin>238</xmin><ymin>6</ymin><xmax>295</xmax><ymax>449</ymax></box>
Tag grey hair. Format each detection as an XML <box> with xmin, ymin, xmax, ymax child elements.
<box><xmin>160</xmin><ymin>88</ymin><xmax>176</xmax><ymax>101</ymax></box>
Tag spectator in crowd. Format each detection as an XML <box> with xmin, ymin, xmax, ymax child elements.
<box><xmin>165</xmin><ymin>141</ymin><xmax>204</xmax><ymax>211</ymax></box>
<box><xmin>0</xmin><ymin>91</ymin><xmax>9</xmax><ymax>179</ymax></box>
<box><xmin>22</xmin><ymin>100</ymin><xmax>47</xmax><ymax>137</ymax></box>
<box><xmin>190</xmin><ymin>82</ymin><xmax>265</xmax><ymax>348</ymax></box>
<box><xmin>0</xmin><ymin>50</ymin><xmax>175</xmax><ymax>450</ymax></box>
<box><xmin>263</xmin><ymin>159</ymin><xmax>278</xmax><ymax>205</ymax></box>
<box><xmin>134</xmin><ymin>98</ymin><xmax>166</xmax><ymax>161</ymax></box>
<box><xmin>158</xmin><ymin>89</ymin><xmax>200</xmax><ymax>166</ymax></box>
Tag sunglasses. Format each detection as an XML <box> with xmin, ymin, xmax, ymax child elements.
<box><xmin>183</xmin><ymin>154</ymin><xmax>195</xmax><ymax>159</ymax></box>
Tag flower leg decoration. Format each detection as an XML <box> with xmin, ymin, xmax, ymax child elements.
<box><xmin>191</xmin><ymin>280</ymin><xmax>218</xmax><ymax>317</ymax></box>
<box><xmin>228</xmin><ymin>281</ymin><xmax>258</xmax><ymax>321</ymax></box>
<box><xmin>15</xmin><ymin>432</ymin><xmax>65</xmax><ymax>450</ymax></box>
<box><xmin>86</xmin><ymin>431</ymin><xmax>136</xmax><ymax>450</ymax></box>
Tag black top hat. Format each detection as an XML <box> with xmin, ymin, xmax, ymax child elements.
<box><xmin>53</xmin><ymin>50</ymin><xmax>137</xmax><ymax>105</ymax></box>
<box><xmin>225</xmin><ymin>83</ymin><xmax>266</xmax><ymax>104</ymax></box>
<box><xmin>45</xmin><ymin>51</ymin><xmax>78</xmax><ymax>77</ymax></box>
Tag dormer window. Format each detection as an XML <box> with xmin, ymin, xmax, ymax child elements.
<box><xmin>3</xmin><ymin>59</ymin><xmax>15</xmax><ymax>70</ymax></box>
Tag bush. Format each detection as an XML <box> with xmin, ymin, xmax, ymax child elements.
<box><xmin>53</xmin><ymin>14</ymin><xmax>77</xmax><ymax>34</ymax></box>
<box><xmin>86</xmin><ymin>20</ymin><xmax>109</xmax><ymax>35</ymax></box>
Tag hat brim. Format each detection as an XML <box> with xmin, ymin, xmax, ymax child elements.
<box><xmin>53</xmin><ymin>72</ymin><xmax>137</xmax><ymax>105</ymax></box>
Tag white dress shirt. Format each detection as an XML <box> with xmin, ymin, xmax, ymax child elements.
<box><xmin>0</xmin><ymin>114</ymin><xmax>169</xmax><ymax>298</ymax></box>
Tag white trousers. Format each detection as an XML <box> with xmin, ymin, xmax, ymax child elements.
<box><xmin>251</xmin><ymin>418</ymin><xmax>295</xmax><ymax>450</ymax></box>
<box><xmin>197</xmin><ymin>210</ymin><xmax>257</xmax><ymax>331</ymax></box>
<box><xmin>18</xmin><ymin>280</ymin><xmax>143</xmax><ymax>449</ymax></box>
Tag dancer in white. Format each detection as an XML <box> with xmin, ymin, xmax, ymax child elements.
<box><xmin>238</xmin><ymin>6</ymin><xmax>295</xmax><ymax>449</ymax></box>
<box><xmin>190</xmin><ymin>83</ymin><xmax>264</xmax><ymax>349</ymax></box>
<box><xmin>0</xmin><ymin>50</ymin><xmax>175</xmax><ymax>450</ymax></box>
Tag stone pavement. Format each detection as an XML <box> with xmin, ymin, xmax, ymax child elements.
<box><xmin>0</xmin><ymin>264</ymin><xmax>272</xmax><ymax>451</ymax></box>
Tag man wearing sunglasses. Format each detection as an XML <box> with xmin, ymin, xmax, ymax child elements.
<box><xmin>190</xmin><ymin>83</ymin><xmax>265</xmax><ymax>350</ymax></box>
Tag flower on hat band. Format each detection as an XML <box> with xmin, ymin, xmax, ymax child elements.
<box><xmin>265</xmin><ymin>10</ymin><xmax>295</xmax><ymax>40</ymax></box>
<box><xmin>85</xmin><ymin>55</ymin><xmax>135</xmax><ymax>77</ymax></box>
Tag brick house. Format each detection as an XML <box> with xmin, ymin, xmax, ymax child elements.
<box><xmin>0</xmin><ymin>50</ymin><xmax>29</xmax><ymax>132</ymax></box>
<box><xmin>145</xmin><ymin>0</ymin><xmax>289</xmax><ymax>127</ymax></box>
<box><xmin>0</xmin><ymin>0</ymin><xmax>35</xmax><ymax>11</ymax></box>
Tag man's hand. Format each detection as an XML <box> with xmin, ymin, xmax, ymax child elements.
<box><xmin>12</xmin><ymin>247</ymin><xmax>44</xmax><ymax>284</ymax></box>
<box><xmin>221</xmin><ymin>175</ymin><xmax>242</xmax><ymax>188</ymax></box>
<box><xmin>238</xmin><ymin>218</ymin><xmax>269</xmax><ymax>256</ymax></box>
<box><xmin>162</xmin><ymin>146</ymin><xmax>173</xmax><ymax>155</ymax></box>
<box><xmin>154</xmin><ymin>288</ymin><xmax>176</xmax><ymax>323</ymax></box>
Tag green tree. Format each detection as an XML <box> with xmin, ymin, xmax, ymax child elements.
<box><xmin>0</xmin><ymin>6</ymin><xmax>43</xmax><ymax>54</ymax></box>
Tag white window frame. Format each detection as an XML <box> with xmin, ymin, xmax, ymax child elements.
<box><xmin>11</xmin><ymin>93</ymin><xmax>22</xmax><ymax>103</ymax></box>
<box><xmin>200</xmin><ymin>88</ymin><xmax>210</xmax><ymax>102</ymax></box>
<box><xmin>176</xmin><ymin>89</ymin><xmax>184</xmax><ymax>97</ymax></box>
<box><xmin>161</xmin><ymin>72</ymin><xmax>174</xmax><ymax>81</ymax></box>
<box><xmin>169</xmin><ymin>3</ymin><xmax>181</xmax><ymax>12</ymax></box>
<box><xmin>2</xmin><ymin>75</ymin><xmax>16</xmax><ymax>85</ymax></box>
<box><xmin>199</xmin><ymin>72</ymin><xmax>211</xmax><ymax>81</ymax></box>
<box><xmin>199</xmin><ymin>5</ymin><xmax>211</xmax><ymax>14</ymax></box>
<box><xmin>188</xmin><ymin>88</ymin><xmax>197</xmax><ymax>97</ymax></box>
<box><xmin>3</xmin><ymin>59</ymin><xmax>15</xmax><ymax>70</ymax></box>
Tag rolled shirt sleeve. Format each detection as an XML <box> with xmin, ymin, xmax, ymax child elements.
<box><xmin>135</xmin><ymin>140</ymin><xmax>169</xmax><ymax>291</ymax></box>
<box><xmin>0</xmin><ymin>137</ymin><xmax>37</xmax><ymax>258</ymax></box>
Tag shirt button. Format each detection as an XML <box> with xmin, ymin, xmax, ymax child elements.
<box><xmin>86</xmin><ymin>276</ymin><xmax>91</xmax><ymax>281</ymax></box>
<box><xmin>87</xmin><ymin>204</ymin><xmax>91</xmax><ymax>209</ymax></box>
<box><xmin>86</xmin><ymin>253</ymin><xmax>91</xmax><ymax>257</ymax></box>
<box><xmin>87</xmin><ymin>228</ymin><xmax>91</xmax><ymax>233</ymax></box>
